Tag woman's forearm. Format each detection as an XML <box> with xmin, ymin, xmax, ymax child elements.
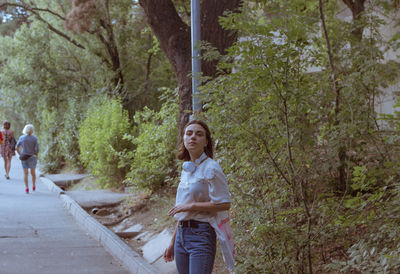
<box><xmin>168</xmin><ymin>202</ymin><xmax>230</xmax><ymax>217</ymax></box>
<box><xmin>191</xmin><ymin>202</ymin><xmax>230</xmax><ymax>212</ymax></box>
<box><xmin>170</xmin><ymin>221</ymin><xmax>179</xmax><ymax>246</ymax></box>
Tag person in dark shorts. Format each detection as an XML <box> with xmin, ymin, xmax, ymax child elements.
<box><xmin>16</xmin><ymin>124</ymin><xmax>39</xmax><ymax>194</ymax></box>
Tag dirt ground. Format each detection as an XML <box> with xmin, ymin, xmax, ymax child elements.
<box><xmin>93</xmin><ymin>196</ymin><xmax>229</xmax><ymax>274</ymax></box>
<box><xmin>69</xmin><ymin>177</ymin><xmax>229</xmax><ymax>274</ymax></box>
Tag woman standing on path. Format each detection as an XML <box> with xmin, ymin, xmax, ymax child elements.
<box><xmin>16</xmin><ymin>124</ymin><xmax>39</xmax><ymax>194</ymax></box>
<box><xmin>1</xmin><ymin>121</ymin><xmax>16</xmax><ymax>179</ymax></box>
<box><xmin>163</xmin><ymin>120</ymin><xmax>234</xmax><ymax>274</ymax></box>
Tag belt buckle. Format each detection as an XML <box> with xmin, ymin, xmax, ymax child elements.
<box><xmin>179</xmin><ymin>220</ymin><xmax>186</xmax><ymax>227</ymax></box>
<box><xmin>179</xmin><ymin>220</ymin><xmax>194</xmax><ymax>228</ymax></box>
<box><xmin>189</xmin><ymin>220</ymin><xmax>198</xmax><ymax>228</ymax></box>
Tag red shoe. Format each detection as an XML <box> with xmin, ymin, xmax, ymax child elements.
<box><xmin>25</xmin><ymin>188</ymin><xmax>29</xmax><ymax>194</ymax></box>
<box><xmin>32</xmin><ymin>186</ymin><xmax>36</xmax><ymax>192</ymax></box>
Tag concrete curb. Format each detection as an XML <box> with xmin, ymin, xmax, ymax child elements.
<box><xmin>40</xmin><ymin>177</ymin><xmax>159</xmax><ymax>274</ymax></box>
<box><xmin>40</xmin><ymin>176</ymin><xmax>65</xmax><ymax>196</ymax></box>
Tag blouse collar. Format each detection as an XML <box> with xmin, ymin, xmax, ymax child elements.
<box><xmin>194</xmin><ymin>152</ymin><xmax>207</xmax><ymax>164</ymax></box>
<box><xmin>182</xmin><ymin>152</ymin><xmax>208</xmax><ymax>173</ymax></box>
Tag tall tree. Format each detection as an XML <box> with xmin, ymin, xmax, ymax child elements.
<box><xmin>0</xmin><ymin>0</ymin><xmax>176</xmax><ymax>171</ymax></box>
<box><xmin>138</xmin><ymin>0</ymin><xmax>242</xmax><ymax>136</ymax></box>
<box><xmin>0</xmin><ymin>0</ymin><xmax>176</xmax><ymax>115</ymax></box>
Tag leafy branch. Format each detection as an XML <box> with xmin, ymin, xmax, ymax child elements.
<box><xmin>0</xmin><ymin>2</ymin><xmax>85</xmax><ymax>49</ymax></box>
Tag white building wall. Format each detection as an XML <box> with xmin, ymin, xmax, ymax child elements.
<box><xmin>337</xmin><ymin>1</ymin><xmax>400</xmax><ymax>116</ymax></box>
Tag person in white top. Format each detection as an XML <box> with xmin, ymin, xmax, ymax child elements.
<box><xmin>163</xmin><ymin>120</ymin><xmax>233</xmax><ymax>274</ymax></box>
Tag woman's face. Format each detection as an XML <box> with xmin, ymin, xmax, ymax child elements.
<box><xmin>184</xmin><ymin>123</ymin><xmax>208</xmax><ymax>156</ymax></box>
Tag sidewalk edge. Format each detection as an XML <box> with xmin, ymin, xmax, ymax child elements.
<box><xmin>40</xmin><ymin>177</ymin><xmax>159</xmax><ymax>274</ymax></box>
<box><xmin>40</xmin><ymin>177</ymin><xmax>65</xmax><ymax>196</ymax></box>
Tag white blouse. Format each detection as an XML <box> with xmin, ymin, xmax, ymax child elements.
<box><xmin>174</xmin><ymin>152</ymin><xmax>231</xmax><ymax>222</ymax></box>
<box><xmin>174</xmin><ymin>152</ymin><xmax>235</xmax><ymax>270</ymax></box>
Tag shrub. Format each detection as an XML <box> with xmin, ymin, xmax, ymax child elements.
<box><xmin>79</xmin><ymin>97</ymin><xmax>132</xmax><ymax>188</ymax></box>
<box><xmin>58</xmin><ymin>97</ymin><xmax>85</xmax><ymax>170</ymax></box>
<box><xmin>124</xmin><ymin>88</ymin><xmax>178</xmax><ymax>193</ymax></box>
<box><xmin>200</xmin><ymin>2</ymin><xmax>400</xmax><ymax>272</ymax></box>
<box><xmin>38</xmin><ymin>109</ymin><xmax>64</xmax><ymax>173</ymax></box>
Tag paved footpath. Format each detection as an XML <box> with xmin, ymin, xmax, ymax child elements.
<box><xmin>0</xmin><ymin>157</ymin><xmax>129</xmax><ymax>274</ymax></box>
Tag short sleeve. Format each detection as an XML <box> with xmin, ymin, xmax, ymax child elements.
<box><xmin>206</xmin><ymin>163</ymin><xmax>231</xmax><ymax>204</ymax></box>
<box><xmin>16</xmin><ymin>137</ymin><xmax>21</xmax><ymax>147</ymax></box>
<box><xmin>35</xmin><ymin>138</ymin><xmax>39</xmax><ymax>153</ymax></box>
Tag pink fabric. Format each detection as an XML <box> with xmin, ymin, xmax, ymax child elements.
<box><xmin>217</xmin><ymin>216</ymin><xmax>235</xmax><ymax>256</ymax></box>
<box><xmin>1</xmin><ymin>130</ymin><xmax>15</xmax><ymax>158</ymax></box>
<box><xmin>211</xmin><ymin>211</ymin><xmax>235</xmax><ymax>270</ymax></box>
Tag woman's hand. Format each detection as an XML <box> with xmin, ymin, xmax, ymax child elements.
<box><xmin>168</xmin><ymin>203</ymin><xmax>193</xmax><ymax>216</ymax></box>
<box><xmin>163</xmin><ymin>243</ymin><xmax>175</xmax><ymax>262</ymax></box>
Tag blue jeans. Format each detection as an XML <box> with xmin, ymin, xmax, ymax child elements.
<box><xmin>175</xmin><ymin>222</ymin><xmax>216</xmax><ymax>274</ymax></box>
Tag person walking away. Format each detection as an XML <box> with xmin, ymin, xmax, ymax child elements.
<box><xmin>163</xmin><ymin>120</ymin><xmax>235</xmax><ymax>274</ymax></box>
<box><xmin>0</xmin><ymin>129</ymin><xmax>3</xmax><ymax>179</ymax></box>
<box><xmin>16</xmin><ymin>124</ymin><xmax>39</xmax><ymax>194</ymax></box>
<box><xmin>1</xmin><ymin>121</ymin><xmax>16</xmax><ymax>179</ymax></box>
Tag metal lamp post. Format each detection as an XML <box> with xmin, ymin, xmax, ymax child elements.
<box><xmin>191</xmin><ymin>0</ymin><xmax>201</xmax><ymax>115</ymax></box>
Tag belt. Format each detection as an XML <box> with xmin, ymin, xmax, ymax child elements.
<box><xmin>179</xmin><ymin>220</ymin><xmax>208</xmax><ymax>228</ymax></box>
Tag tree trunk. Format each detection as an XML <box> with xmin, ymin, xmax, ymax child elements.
<box><xmin>141</xmin><ymin>52</ymin><xmax>154</xmax><ymax>107</ymax></box>
<box><xmin>138</xmin><ymin>0</ymin><xmax>241</xmax><ymax>140</ymax></box>
<box><xmin>342</xmin><ymin>0</ymin><xmax>366</xmax><ymax>40</ymax></box>
<box><xmin>201</xmin><ymin>0</ymin><xmax>241</xmax><ymax>78</ymax></box>
<box><xmin>138</xmin><ymin>0</ymin><xmax>191</xmax><ymax>140</ymax></box>
<box><xmin>320</xmin><ymin>0</ymin><xmax>347</xmax><ymax>191</ymax></box>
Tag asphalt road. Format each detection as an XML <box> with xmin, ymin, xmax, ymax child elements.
<box><xmin>0</xmin><ymin>157</ymin><xmax>129</xmax><ymax>274</ymax></box>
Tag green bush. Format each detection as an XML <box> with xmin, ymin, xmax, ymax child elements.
<box><xmin>79</xmin><ymin>97</ymin><xmax>132</xmax><ymax>188</ymax></box>
<box><xmin>200</xmin><ymin>2</ymin><xmax>400</xmax><ymax>273</ymax></box>
<box><xmin>38</xmin><ymin>109</ymin><xmax>64</xmax><ymax>173</ymax></box>
<box><xmin>58</xmin><ymin>97</ymin><xmax>85</xmax><ymax>170</ymax></box>
<box><xmin>326</xmin><ymin>100</ymin><xmax>400</xmax><ymax>272</ymax></box>
<box><xmin>326</xmin><ymin>168</ymin><xmax>400</xmax><ymax>273</ymax></box>
<box><xmin>124</xmin><ymin>88</ymin><xmax>178</xmax><ymax>193</ymax></box>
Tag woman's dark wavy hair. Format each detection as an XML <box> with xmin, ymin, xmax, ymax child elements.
<box><xmin>177</xmin><ymin>120</ymin><xmax>214</xmax><ymax>161</ymax></box>
<box><xmin>3</xmin><ymin>121</ymin><xmax>10</xmax><ymax>130</ymax></box>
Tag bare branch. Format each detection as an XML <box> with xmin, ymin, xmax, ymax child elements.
<box><xmin>0</xmin><ymin>2</ymin><xmax>66</xmax><ymax>20</ymax></box>
<box><xmin>319</xmin><ymin>0</ymin><xmax>340</xmax><ymax>117</ymax></box>
<box><xmin>0</xmin><ymin>2</ymin><xmax>85</xmax><ymax>49</ymax></box>
<box><xmin>32</xmin><ymin>11</ymin><xmax>85</xmax><ymax>49</ymax></box>
<box><xmin>320</xmin><ymin>0</ymin><xmax>348</xmax><ymax>191</ymax></box>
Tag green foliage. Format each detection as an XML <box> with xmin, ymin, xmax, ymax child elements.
<box><xmin>203</xmin><ymin>2</ymin><xmax>322</xmax><ymax>271</ymax></box>
<box><xmin>37</xmin><ymin>109</ymin><xmax>64</xmax><ymax>173</ymax></box>
<box><xmin>79</xmin><ymin>97</ymin><xmax>132</xmax><ymax>188</ymax></box>
<box><xmin>327</xmin><ymin>180</ymin><xmax>400</xmax><ymax>273</ymax></box>
<box><xmin>329</xmin><ymin>98</ymin><xmax>400</xmax><ymax>272</ymax></box>
<box><xmin>0</xmin><ymin>19</ymin><xmax>106</xmax><ymax>171</ymax></box>
<box><xmin>124</xmin><ymin>88</ymin><xmax>178</xmax><ymax>193</ymax></box>
<box><xmin>1</xmin><ymin>0</ymin><xmax>400</xmax><ymax>273</ymax></box>
<box><xmin>200</xmin><ymin>1</ymin><xmax>400</xmax><ymax>273</ymax></box>
<box><xmin>0</xmin><ymin>0</ymin><xmax>175</xmax><ymax>173</ymax></box>
<box><xmin>58</xmin><ymin>97</ymin><xmax>86</xmax><ymax>170</ymax></box>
